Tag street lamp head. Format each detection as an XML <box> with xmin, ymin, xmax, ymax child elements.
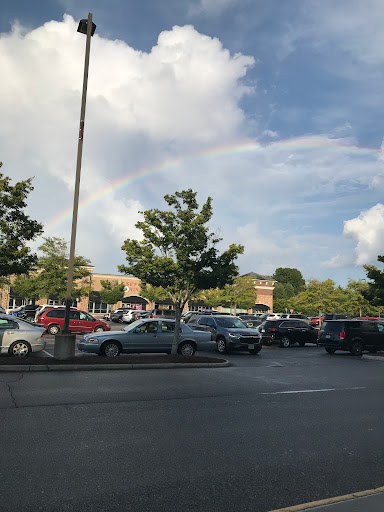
<box><xmin>77</xmin><ymin>19</ymin><xmax>96</xmax><ymax>36</ymax></box>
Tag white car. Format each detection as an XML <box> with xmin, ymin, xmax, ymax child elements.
<box><xmin>121</xmin><ymin>309</ymin><xmax>136</xmax><ymax>323</ymax></box>
<box><xmin>266</xmin><ymin>313</ymin><xmax>282</xmax><ymax>320</ymax></box>
<box><xmin>0</xmin><ymin>314</ymin><xmax>46</xmax><ymax>356</ymax></box>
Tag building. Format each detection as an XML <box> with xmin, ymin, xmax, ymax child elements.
<box><xmin>2</xmin><ymin>270</ymin><xmax>275</xmax><ymax>315</ymax></box>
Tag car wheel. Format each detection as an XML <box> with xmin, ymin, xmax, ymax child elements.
<box><xmin>9</xmin><ymin>341</ymin><xmax>31</xmax><ymax>357</ymax></box>
<box><xmin>280</xmin><ymin>336</ymin><xmax>291</xmax><ymax>348</ymax></box>
<box><xmin>48</xmin><ymin>324</ymin><xmax>60</xmax><ymax>335</ymax></box>
<box><xmin>298</xmin><ymin>341</ymin><xmax>306</xmax><ymax>347</ymax></box>
<box><xmin>350</xmin><ymin>340</ymin><xmax>363</xmax><ymax>356</ymax></box>
<box><xmin>100</xmin><ymin>341</ymin><xmax>121</xmax><ymax>357</ymax></box>
<box><xmin>94</xmin><ymin>326</ymin><xmax>105</xmax><ymax>333</ymax></box>
<box><xmin>177</xmin><ymin>341</ymin><xmax>195</xmax><ymax>356</ymax></box>
<box><xmin>249</xmin><ymin>347</ymin><xmax>261</xmax><ymax>355</ymax></box>
<box><xmin>216</xmin><ymin>338</ymin><xmax>228</xmax><ymax>354</ymax></box>
<box><xmin>325</xmin><ymin>348</ymin><xmax>337</xmax><ymax>354</ymax></box>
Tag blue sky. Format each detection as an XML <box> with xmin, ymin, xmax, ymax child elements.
<box><xmin>1</xmin><ymin>0</ymin><xmax>384</xmax><ymax>285</ymax></box>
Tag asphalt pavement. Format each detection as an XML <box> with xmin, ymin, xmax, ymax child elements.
<box><xmin>0</xmin><ymin>342</ymin><xmax>383</xmax><ymax>512</ymax></box>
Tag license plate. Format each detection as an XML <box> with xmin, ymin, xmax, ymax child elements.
<box><xmin>325</xmin><ymin>334</ymin><xmax>331</xmax><ymax>339</ymax></box>
<box><xmin>248</xmin><ymin>344</ymin><xmax>254</xmax><ymax>349</ymax></box>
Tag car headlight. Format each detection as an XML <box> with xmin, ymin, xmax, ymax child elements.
<box><xmin>84</xmin><ymin>337</ymin><xmax>98</xmax><ymax>343</ymax></box>
<box><xmin>229</xmin><ymin>333</ymin><xmax>240</xmax><ymax>338</ymax></box>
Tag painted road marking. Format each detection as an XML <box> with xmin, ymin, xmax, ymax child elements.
<box><xmin>260</xmin><ymin>387</ymin><xmax>366</xmax><ymax>395</ymax></box>
<box><xmin>267</xmin><ymin>485</ymin><xmax>384</xmax><ymax>511</ymax></box>
<box><xmin>42</xmin><ymin>350</ymin><xmax>54</xmax><ymax>358</ymax></box>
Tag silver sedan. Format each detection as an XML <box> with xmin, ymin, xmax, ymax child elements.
<box><xmin>78</xmin><ymin>318</ymin><xmax>216</xmax><ymax>356</ymax></box>
<box><xmin>0</xmin><ymin>315</ymin><xmax>46</xmax><ymax>356</ymax></box>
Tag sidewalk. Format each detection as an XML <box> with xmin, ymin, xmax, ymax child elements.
<box><xmin>269</xmin><ymin>487</ymin><xmax>384</xmax><ymax>512</ymax></box>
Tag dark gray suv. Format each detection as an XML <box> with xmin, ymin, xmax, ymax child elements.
<box><xmin>187</xmin><ymin>314</ymin><xmax>262</xmax><ymax>355</ymax></box>
<box><xmin>318</xmin><ymin>320</ymin><xmax>384</xmax><ymax>356</ymax></box>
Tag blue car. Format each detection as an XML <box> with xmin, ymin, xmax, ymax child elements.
<box><xmin>77</xmin><ymin>318</ymin><xmax>216</xmax><ymax>357</ymax></box>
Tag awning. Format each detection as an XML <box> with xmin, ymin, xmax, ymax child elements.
<box><xmin>122</xmin><ymin>295</ymin><xmax>148</xmax><ymax>305</ymax></box>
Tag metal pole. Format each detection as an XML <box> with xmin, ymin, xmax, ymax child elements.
<box><xmin>63</xmin><ymin>13</ymin><xmax>93</xmax><ymax>333</ymax></box>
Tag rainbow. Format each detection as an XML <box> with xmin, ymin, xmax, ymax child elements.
<box><xmin>35</xmin><ymin>136</ymin><xmax>382</xmax><ymax>243</ymax></box>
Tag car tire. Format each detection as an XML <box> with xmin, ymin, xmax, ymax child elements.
<box><xmin>100</xmin><ymin>341</ymin><xmax>121</xmax><ymax>357</ymax></box>
<box><xmin>298</xmin><ymin>341</ymin><xmax>306</xmax><ymax>347</ymax></box>
<box><xmin>350</xmin><ymin>340</ymin><xmax>363</xmax><ymax>356</ymax></box>
<box><xmin>249</xmin><ymin>347</ymin><xmax>261</xmax><ymax>355</ymax></box>
<box><xmin>177</xmin><ymin>341</ymin><xmax>196</xmax><ymax>356</ymax></box>
<box><xmin>9</xmin><ymin>341</ymin><xmax>31</xmax><ymax>357</ymax></box>
<box><xmin>94</xmin><ymin>326</ymin><xmax>105</xmax><ymax>332</ymax></box>
<box><xmin>325</xmin><ymin>348</ymin><xmax>337</xmax><ymax>354</ymax></box>
<box><xmin>280</xmin><ymin>336</ymin><xmax>291</xmax><ymax>348</ymax></box>
<box><xmin>48</xmin><ymin>324</ymin><xmax>60</xmax><ymax>335</ymax></box>
<box><xmin>216</xmin><ymin>338</ymin><xmax>228</xmax><ymax>354</ymax></box>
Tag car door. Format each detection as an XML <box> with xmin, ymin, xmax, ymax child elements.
<box><xmin>279</xmin><ymin>320</ymin><xmax>300</xmax><ymax>341</ymax></box>
<box><xmin>69</xmin><ymin>310</ymin><xmax>81</xmax><ymax>332</ymax></box>
<box><xmin>0</xmin><ymin>318</ymin><xmax>19</xmax><ymax>351</ymax></box>
<box><xmin>78</xmin><ymin>311</ymin><xmax>97</xmax><ymax>332</ymax></box>
<box><xmin>158</xmin><ymin>320</ymin><xmax>177</xmax><ymax>351</ymax></box>
<box><xmin>127</xmin><ymin>321</ymin><xmax>160</xmax><ymax>352</ymax></box>
<box><xmin>362</xmin><ymin>322</ymin><xmax>382</xmax><ymax>348</ymax></box>
<box><xmin>295</xmin><ymin>320</ymin><xmax>317</xmax><ymax>342</ymax></box>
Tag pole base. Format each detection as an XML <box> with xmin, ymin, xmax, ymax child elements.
<box><xmin>54</xmin><ymin>333</ymin><xmax>76</xmax><ymax>360</ymax></box>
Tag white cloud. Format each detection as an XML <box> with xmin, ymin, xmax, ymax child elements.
<box><xmin>343</xmin><ymin>204</ymin><xmax>384</xmax><ymax>265</ymax></box>
<box><xmin>0</xmin><ymin>16</ymin><xmax>254</xmax><ymax>268</ymax></box>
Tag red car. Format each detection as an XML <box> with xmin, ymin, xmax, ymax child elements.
<box><xmin>309</xmin><ymin>317</ymin><xmax>320</xmax><ymax>327</ymax></box>
<box><xmin>37</xmin><ymin>307</ymin><xmax>110</xmax><ymax>335</ymax></box>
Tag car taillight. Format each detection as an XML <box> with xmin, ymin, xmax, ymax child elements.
<box><xmin>152</xmin><ymin>314</ymin><xmax>155</xmax><ymax>318</ymax></box>
<box><xmin>268</xmin><ymin>328</ymin><xmax>277</xmax><ymax>332</ymax></box>
<box><xmin>340</xmin><ymin>331</ymin><xmax>346</xmax><ymax>340</ymax></box>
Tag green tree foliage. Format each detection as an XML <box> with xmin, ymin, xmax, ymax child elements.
<box><xmin>202</xmin><ymin>288</ymin><xmax>227</xmax><ymax>309</ymax></box>
<box><xmin>99</xmin><ymin>280</ymin><xmax>125</xmax><ymax>305</ymax></box>
<box><xmin>13</xmin><ymin>237</ymin><xmax>92</xmax><ymax>301</ymax></box>
<box><xmin>363</xmin><ymin>255</ymin><xmax>384</xmax><ymax>306</ymax></box>
<box><xmin>272</xmin><ymin>267</ymin><xmax>305</xmax><ymax>294</ymax></box>
<box><xmin>140</xmin><ymin>283</ymin><xmax>169</xmax><ymax>304</ymax></box>
<box><xmin>119</xmin><ymin>189</ymin><xmax>244</xmax><ymax>354</ymax></box>
<box><xmin>222</xmin><ymin>276</ymin><xmax>257</xmax><ymax>314</ymax></box>
<box><xmin>290</xmin><ymin>278</ymin><xmax>377</xmax><ymax>317</ymax></box>
<box><xmin>0</xmin><ymin>169</ymin><xmax>43</xmax><ymax>277</ymax></box>
<box><xmin>273</xmin><ymin>281</ymin><xmax>297</xmax><ymax>313</ymax></box>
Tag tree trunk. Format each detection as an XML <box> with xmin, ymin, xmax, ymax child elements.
<box><xmin>171</xmin><ymin>302</ymin><xmax>182</xmax><ymax>355</ymax></box>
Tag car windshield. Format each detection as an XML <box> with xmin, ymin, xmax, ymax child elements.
<box><xmin>123</xmin><ymin>319</ymin><xmax>144</xmax><ymax>331</ymax></box>
<box><xmin>215</xmin><ymin>317</ymin><xmax>246</xmax><ymax>328</ymax></box>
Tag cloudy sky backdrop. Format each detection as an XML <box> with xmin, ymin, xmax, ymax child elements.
<box><xmin>1</xmin><ymin>0</ymin><xmax>384</xmax><ymax>284</ymax></box>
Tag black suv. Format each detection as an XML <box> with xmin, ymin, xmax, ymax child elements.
<box><xmin>259</xmin><ymin>319</ymin><xmax>318</xmax><ymax>347</ymax></box>
<box><xmin>187</xmin><ymin>314</ymin><xmax>261</xmax><ymax>355</ymax></box>
<box><xmin>317</xmin><ymin>319</ymin><xmax>384</xmax><ymax>356</ymax></box>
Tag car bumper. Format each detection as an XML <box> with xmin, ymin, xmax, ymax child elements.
<box><xmin>228</xmin><ymin>339</ymin><xmax>262</xmax><ymax>351</ymax></box>
<box><xmin>77</xmin><ymin>341</ymin><xmax>101</xmax><ymax>353</ymax></box>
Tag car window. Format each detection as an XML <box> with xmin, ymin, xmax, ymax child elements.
<box><xmin>47</xmin><ymin>309</ymin><xmax>65</xmax><ymax>318</ymax></box>
<box><xmin>282</xmin><ymin>320</ymin><xmax>296</xmax><ymax>327</ymax></box>
<box><xmin>377</xmin><ymin>323</ymin><xmax>384</xmax><ymax>332</ymax></box>
<box><xmin>79</xmin><ymin>312</ymin><xmax>94</xmax><ymax>321</ymax></box>
<box><xmin>162</xmin><ymin>321</ymin><xmax>175</xmax><ymax>332</ymax></box>
<box><xmin>363</xmin><ymin>322</ymin><xmax>378</xmax><ymax>332</ymax></box>
<box><xmin>69</xmin><ymin>311</ymin><xmax>80</xmax><ymax>320</ymax></box>
<box><xmin>137</xmin><ymin>321</ymin><xmax>159</xmax><ymax>333</ymax></box>
<box><xmin>215</xmin><ymin>317</ymin><xmax>246</xmax><ymax>328</ymax></box>
<box><xmin>0</xmin><ymin>318</ymin><xmax>18</xmax><ymax>329</ymax></box>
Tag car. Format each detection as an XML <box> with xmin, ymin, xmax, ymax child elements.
<box><xmin>317</xmin><ymin>319</ymin><xmax>384</xmax><ymax>356</ymax></box>
<box><xmin>279</xmin><ymin>313</ymin><xmax>309</xmax><ymax>322</ymax></box>
<box><xmin>187</xmin><ymin>314</ymin><xmax>262</xmax><ymax>355</ymax></box>
<box><xmin>237</xmin><ymin>314</ymin><xmax>261</xmax><ymax>321</ymax></box>
<box><xmin>5</xmin><ymin>306</ymin><xmax>24</xmax><ymax>315</ymax></box>
<box><xmin>34</xmin><ymin>304</ymin><xmax>79</xmax><ymax>322</ymax></box>
<box><xmin>243</xmin><ymin>319</ymin><xmax>262</xmax><ymax>329</ymax></box>
<box><xmin>36</xmin><ymin>307</ymin><xmax>110</xmax><ymax>335</ymax></box>
<box><xmin>16</xmin><ymin>304</ymin><xmax>41</xmax><ymax>322</ymax></box>
<box><xmin>147</xmin><ymin>308</ymin><xmax>176</xmax><ymax>320</ymax></box>
<box><xmin>259</xmin><ymin>319</ymin><xmax>318</xmax><ymax>347</ymax></box>
<box><xmin>77</xmin><ymin>318</ymin><xmax>216</xmax><ymax>356</ymax></box>
<box><xmin>309</xmin><ymin>316</ymin><xmax>320</xmax><ymax>327</ymax></box>
<box><xmin>0</xmin><ymin>314</ymin><xmax>46</xmax><ymax>356</ymax></box>
<box><xmin>110</xmin><ymin>309</ymin><xmax>132</xmax><ymax>323</ymax></box>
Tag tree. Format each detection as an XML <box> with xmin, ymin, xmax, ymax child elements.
<box><xmin>140</xmin><ymin>283</ymin><xmax>169</xmax><ymax>304</ymax></box>
<box><xmin>363</xmin><ymin>255</ymin><xmax>384</xmax><ymax>307</ymax></box>
<box><xmin>99</xmin><ymin>280</ymin><xmax>125</xmax><ymax>305</ymax></box>
<box><xmin>13</xmin><ymin>237</ymin><xmax>92</xmax><ymax>302</ymax></box>
<box><xmin>119</xmin><ymin>189</ymin><xmax>244</xmax><ymax>354</ymax></box>
<box><xmin>0</xmin><ymin>168</ymin><xmax>43</xmax><ymax>278</ymax></box>
<box><xmin>222</xmin><ymin>276</ymin><xmax>257</xmax><ymax>314</ymax></box>
<box><xmin>273</xmin><ymin>282</ymin><xmax>296</xmax><ymax>313</ymax></box>
<box><xmin>272</xmin><ymin>267</ymin><xmax>305</xmax><ymax>294</ymax></box>
<box><xmin>202</xmin><ymin>288</ymin><xmax>227</xmax><ymax>309</ymax></box>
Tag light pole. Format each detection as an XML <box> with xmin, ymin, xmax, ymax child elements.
<box><xmin>54</xmin><ymin>13</ymin><xmax>96</xmax><ymax>359</ymax></box>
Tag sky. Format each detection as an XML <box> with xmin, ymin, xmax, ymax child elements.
<box><xmin>1</xmin><ymin>0</ymin><xmax>384</xmax><ymax>286</ymax></box>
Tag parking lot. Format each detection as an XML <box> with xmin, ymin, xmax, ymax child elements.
<box><xmin>1</xmin><ymin>331</ymin><xmax>383</xmax><ymax>512</ymax></box>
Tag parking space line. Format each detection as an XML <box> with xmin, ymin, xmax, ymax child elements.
<box><xmin>260</xmin><ymin>387</ymin><xmax>366</xmax><ymax>395</ymax></box>
<box><xmin>42</xmin><ymin>350</ymin><xmax>54</xmax><ymax>358</ymax></box>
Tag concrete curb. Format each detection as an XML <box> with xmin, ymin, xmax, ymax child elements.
<box><xmin>267</xmin><ymin>485</ymin><xmax>384</xmax><ymax>511</ymax></box>
<box><xmin>362</xmin><ymin>354</ymin><xmax>384</xmax><ymax>362</ymax></box>
<box><xmin>0</xmin><ymin>360</ymin><xmax>230</xmax><ymax>372</ymax></box>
